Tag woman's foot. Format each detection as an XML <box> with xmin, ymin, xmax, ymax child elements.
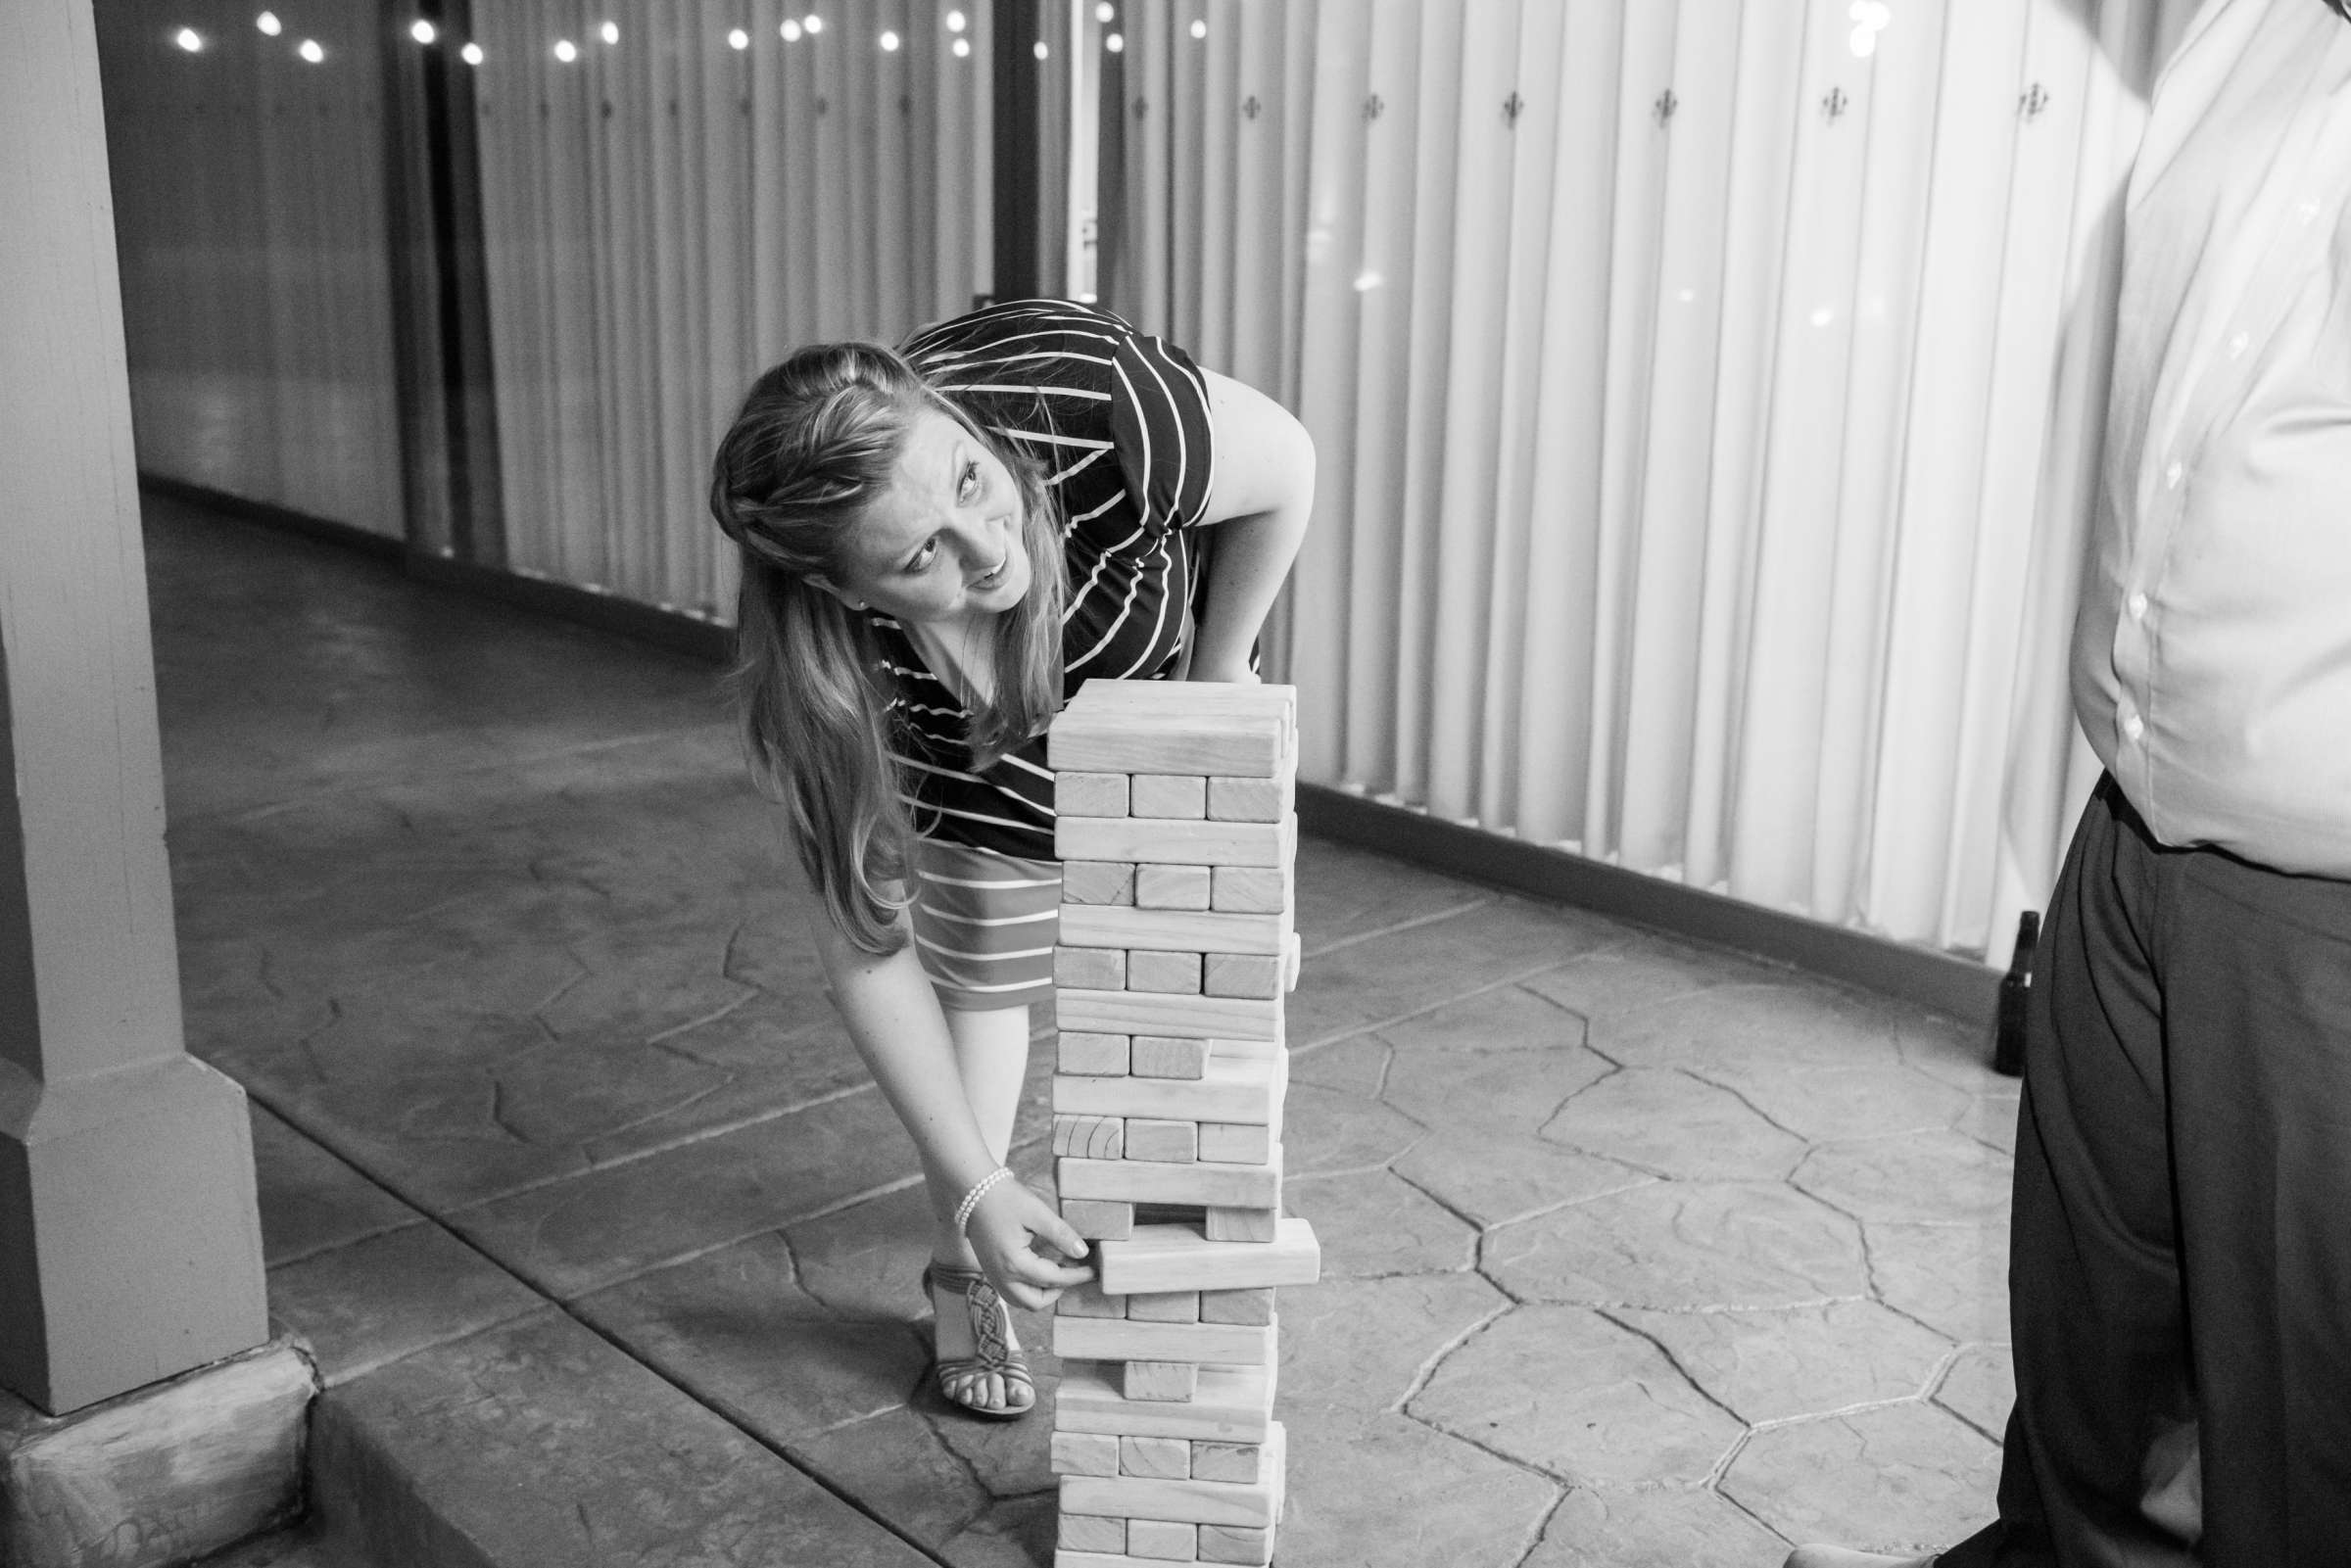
<box><xmin>924</xmin><ymin>1260</ymin><xmax>1035</xmax><ymax>1419</ymax></box>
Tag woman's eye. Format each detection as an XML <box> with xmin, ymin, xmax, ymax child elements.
<box><xmin>906</xmin><ymin>540</ymin><xmax>938</xmax><ymax>573</ymax></box>
<box><xmin>957</xmin><ymin>459</ymin><xmax>983</xmax><ymax>504</ymax></box>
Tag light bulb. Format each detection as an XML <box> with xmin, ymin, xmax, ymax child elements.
<box><xmin>1096</xmin><ymin>3</ymin><xmax>1114</xmax><ymax>21</ymax></box>
<box><xmin>175</xmin><ymin>26</ymin><xmax>204</xmax><ymax>51</ymax></box>
<box><xmin>880</xmin><ymin>28</ymin><xmax>900</xmax><ymax>50</ymax></box>
<box><xmin>728</xmin><ymin>26</ymin><xmax>749</xmax><ymax>49</ymax></box>
<box><xmin>600</xmin><ymin>21</ymin><xmax>619</xmax><ymax>44</ymax></box>
<box><xmin>553</xmin><ymin>37</ymin><xmax>578</xmax><ymax>61</ymax></box>
<box><xmin>1032</xmin><ymin>38</ymin><xmax>1049</xmax><ymax>60</ymax></box>
<box><xmin>1105</xmin><ymin>31</ymin><xmax>1123</xmax><ymax>52</ymax></box>
<box><xmin>410</xmin><ymin>19</ymin><xmax>437</xmax><ymax>44</ymax></box>
<box><xmin>952</xmin><ymin>37</ymin><xmax>970</xmax><ymax>57</ymax></box>
<box><xmin>460</xmin><ymin>40</ymin><xmax>484</xmax><ymax>64</ymax></box>
<box><xmin>804</xmin><ymin>14</ymin><xmax>824</xmax><ymax>33</ymax></box>
<box><xmin>298</xmin><ymin>37</ymin><xmax>324</xmax><ymax>62</ymax></box>
<box><xmin>782</xmin><ymin>19</ymin><xmax>802</xmax><ymax>41</ymax></box>
<box><xmin>1190</xmin><ymin>19</ymin><xmax>1207</xmax><ymax>38</ymax></box>
<box><xmin>946</xmin><ymin>10</ymin><xmax>966</xmax><ymax>31</ymax></box>
<box><xmin>256</xmin><ymin>13</ymin><xmax>280</xmax><ymax>36</ymax></box>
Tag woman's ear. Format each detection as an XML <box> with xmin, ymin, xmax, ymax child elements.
<box><xmin>806</xmin><ymin>574</ymin><xmax>866</xmax><ymax>612</ymax></box>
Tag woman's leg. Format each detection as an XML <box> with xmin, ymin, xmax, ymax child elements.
<box><xmin>928</xmin><ymin>1000</ymin><xmax>1032</xmax><ymax>1409</ymax></box>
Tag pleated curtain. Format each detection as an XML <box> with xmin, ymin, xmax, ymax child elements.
<box><xmin>470</xmin><ymin>0</ymin><xmax>1001</xmax><ymax>619</ymax></box>
<box><xmin>1100</xmin><ymin>0</ymin><xmax>2195</xmax><ymax>960</ymax></box>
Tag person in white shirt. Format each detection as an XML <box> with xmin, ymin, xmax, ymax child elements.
<box><xmin>1791</xmin><ymin>0</ymin><xmax>2351</xmax><ymax>1563</ymax></box>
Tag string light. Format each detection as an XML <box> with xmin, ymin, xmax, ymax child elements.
<box><xmin>1033</xmin><ymin>38</ymin><xmax>1049</xmax><ymax>60</ymax></box>
<box><xmin>409</xmin><ymin>19</ymin><xmax>436</xmax><ymax>44</ymax></box>
<box><xmin>256</xmin><ymin>12</ymin><xmax>280</xmax><ymax>36</ymax></box>
<box><xmin>880</xmin><ymin>28</ymin><xmax>899</xmax><ymax>50</ymax></box>
<box><xmin>1849</xmin><ymin>0</ymin><xmax>1890</xmax><ymax>57</ymax></box>
<box><xmin>804</xmin><ymin>14</ymin><xmax>824</xmax><ymax>33</ymax></box>
<box><xmin>1190</xmin><ymin>18</ymin><xmax>1207</xmax><ymax>38</ymax></box>
<box><xmin>175</xmin><ymin>26</ymin><xmax>204</xmax><ymax>51</ymax></box>
<box><xmin>600</xmin><ymin>21</ymin><xmax>619</xmax><ymax>44</ymax></box>
<box><xmin>782</xmin><ymin>19</ymin><xmax>802</xmax><ymax>41</ymax></box>
<box><xmin>952</xmin><ymin>37</ymin><xmax>971</xmax><ymax>58</ymax></box>
<box><xmin>946</xmin><ymin>10</ymin><xmax>967</xmax><ymax>31</ymax></box>
<box><xmin>553</xmin><ymin>37</ymin><xmax>578</xmax><ymax>61</ymax></box>
<box><xmin>298</xmin><ymin>37</ymin><xmax>324</xmax><ymax>62</ymax></box>
<box><xmin>461</xmin><ymin>40</ymin><xmax>484</xmax><ymax>64</ymax></box>
<box><xmin>1096</xmin><ymin>3</ymin><xmax>1114</xmax><ymax>21</ymax></box>
<box><xmin>1105</xmin><ymin>31</ymin><xmax>1123</xmax><ymax>52</ymax></box>
<box><xmin>728</xmin><ymin>26</ymin><xmax>750</xmax><ymax>48</ymax></box>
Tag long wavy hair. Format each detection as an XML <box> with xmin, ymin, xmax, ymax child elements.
<box><xmin>708</xmin><ymin>342</ymin><xmax>1068</xmax><ymax>954</ymax></box>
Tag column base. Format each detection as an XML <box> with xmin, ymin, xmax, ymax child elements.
<box><xmin>0</xmin><ymin>1336</ymin><xmax>315</xmax><ymax>1568</ymax></box>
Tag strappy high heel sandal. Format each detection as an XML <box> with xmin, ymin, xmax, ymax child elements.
<box><xmin>921</xmin><ymin>1261</ymin><xmax>1036</xmax><ymax>1420</ymax></box>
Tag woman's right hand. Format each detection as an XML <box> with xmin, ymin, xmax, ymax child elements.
<box><xmin>965</xmin><ymin>1176</ymin><xmax>1095</xmax><ymax>1309</ymax></box>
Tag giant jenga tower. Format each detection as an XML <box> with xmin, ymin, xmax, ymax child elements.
<box><xmin>1045</xmin><ymin>680</ymin><xmax>1322</xmax><ymax>1568</ymax></box>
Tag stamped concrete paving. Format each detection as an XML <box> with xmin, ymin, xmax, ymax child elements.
<box><xmin>151</xmin><ymin>494</ymin><xmax>2017</xmax><ymax>1566</ymax></box>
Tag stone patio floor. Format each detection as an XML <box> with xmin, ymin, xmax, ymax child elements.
<box><xmin>151</xmin><ymin>492</ymin><xmax>2016</xmax><ymax>1567</ymax></box>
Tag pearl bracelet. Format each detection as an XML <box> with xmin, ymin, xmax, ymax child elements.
<box><xmin>952</xmin><ymin>1165</ymin><xmax>1015</xmax><ymax>1236</ymax></box>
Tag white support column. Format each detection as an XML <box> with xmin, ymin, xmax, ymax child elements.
<box><xmin>0</xmin><ymin>0</ymin><xmax>269</xmax><ymax>1418</ymax></box>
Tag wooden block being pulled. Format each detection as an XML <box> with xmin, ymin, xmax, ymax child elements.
<box><xmin>1059</xmin><ymin>1422</ymin><xmax>1286</xmax><ymax>1528</ymax></box>
<box><xmin>1120</xmin><ymin>1435</ymin><xmax>1192</xmax><ymax>1481</ymax></box>
<box><xmin>1197</xmin><ymin>1122</ymin><xmax>1271</xmax><ymax>1164</ymax></box>
<box><xmin>1130</xmin><ymin>774</ymin><xmax>1208</xmax><ymax>819</ymax></box>
<box><xmin>1096</xmin><ymin>1218</ymin><xmax>1320</xmax><ymax>1295</ymax></box>
<box><xmin>1048</xmin><ymin>703</ymin><xmax>1287</xmax><ymax>779</ymax></box>
<box><xmin>1052</xmin><ymin>1430</ymin><xmax>1125</xmax><ymax>1477</ymax></box>
<box><xmin>1059</xmin><ymin>903</ymin><xmax>1287</xmax><ymax>957</ymax></box>
<box><xmin>1055</xmin><ymin>1316</ymin><xmax>1276</xmax><ymax>1368</ymax></box>
<box><xmin>1206</xmin><ymin>1208</ymin><xmax>1279</xmax><ymax>1243</ymax></box>
<box><xmin>1064</xmin><ymin>861</ymin><xmax>1138</xmax><ymax>906</ymax></box>
<box><xmin>1057</xmin><ymin>815</ymin><xmax>1293</xmax><ymax>870</ymax></box>
<box><xmin>1058</xmin><ymin>1152</ymin><xmax>1279</xmax><ymax>1209</ymax></box>
<box><xmin>1127</xmin><ymin>1517</ymin><xmax>1200</xmax><ymax>1561</ymax></box>
<box><xmin>1059</xmin><ymin>772</ymin><xmax>1131</xmax><ymax>817</ymax></box>
<box><xmin>1122</xmin><ymin>1359</ymin><xmax>1198</xmax><ymax>1402</ymax></box>
<box><xmin>1059</xmin><ymin>1279</ymin><xmax>1127</xmax><ymax>1318</ymax></box>
<box><xmin>1055</xmin><ymin>1114</ymin><xmax>1126</xmax><ymax>1160</ymax></box>
<box><xmin>1199</xmin><ymin>1288</ymin><xmax>1275</xmax><ymax>1325</ymax></box>
<box><xmin>1130</xmin><ymin>1035</ymin><xmax>1211</xmax><ymax>1079</ymax></box>
<box><xmin>1059</xmin><ymin>990</ymin><xmax>1281</xmax><ymax>1044</ymax></box>
<box><xmin>1057</xmin><ymin>946</ymin><xmax>1128</xmax><ymax>991</ymax></box>
<box><xmin>1202</xmin><ymin>953</ymin><xmax>1279</xmax><ymax>1000</ymax></box>
<box><xmin>1063</xmin><ymin>1200</ymin><xmax>1135</xmax><ymax>1241</ymax></box>
<box><xmin>1135</xmin><ymin>864</ymin><xmax>1213</xmax><ymax>910</ymax></box>
<box><xmin>1190</xmin><ymin>1441</ymin><xmax>1264</xmax><ymax>1485</ymax></box>
<box><xmin>1060</xmin><ymin>1511</ymin><xmax>1128</xmax><ymax>1554</ymax></box>
<box><xmin>1127</xmin><ymin>1290</ymin><xmax>1200</xmax><ymax>1323</ymax></box>
<box><xmin>1055</xmin><ymin>1360</ymin><xmax>1274</xmax><ymax>1442</ymax></box>
<box><xmin>1127</xmin><ymin>950</ymin><xmax>1204</xmax><ymax>996</ymax></box>
<box><xmin>1206</xmin><ymin>773</ymin><xmax>1292</xmax><ymax>824</ymax></box>
<box><xmin>1124</xmin><ymin>1117</ymin><xmax>1198</xmax><ymax>1163</ymax></box>
<box><xmin>1059</xmin><ymin>1033</ymin><xmax>1131</xmax><ymax>1076</ymax></box>
<box><xmin>1056</xmin><ymin>1048</ymin><xmax>1282</xmax><ymax>1124</ymax></box>
<box><xmin>1198</xmin><ymin>1523</ymin><xmax>1274</xmax><ymax>1565</ymax></box>
<box><xmin>1209</xmin><ymin>866</ymin><xmax>1288</xmax><ymax>915</ymax></box>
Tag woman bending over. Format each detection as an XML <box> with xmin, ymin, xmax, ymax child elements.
<box><xmin>707</xmin><ymin>300</ymin><xmax>1315</xmax><ymax>1419</ymax></box>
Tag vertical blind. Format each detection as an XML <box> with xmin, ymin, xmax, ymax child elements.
<box><xmin>1100</xmin><ymin>0</ymin><xmax>2196</xmax><ymax>960</ymax></box>
<box><xmin>96</xmin><ymin>0</ymin><xmax>407</xmax><ymax>539</ymax></box>
<box><xmin>469</xmin><ymin>0</ymin><xmax>1003</xmax><ymax>619</ymax></box>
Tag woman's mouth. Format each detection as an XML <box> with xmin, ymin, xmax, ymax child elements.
<box><xmin>972</xmin><ymin>558</ymin><xmax>1007</xmax><ymax>590</ymax></box>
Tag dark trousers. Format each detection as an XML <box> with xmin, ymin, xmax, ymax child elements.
<box><xmin>1942</xmin><ymin>777</ymin><xmax>2351</xmax><ymax>1568</ymax></box>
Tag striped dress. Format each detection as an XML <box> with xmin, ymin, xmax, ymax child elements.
<box><xmin>864</xmin><ymin>299</ymin><xmax>1221</xmax><ymax>1008</ymax></box>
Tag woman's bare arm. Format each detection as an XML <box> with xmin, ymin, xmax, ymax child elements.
<box><xmin>1187</xmin><ymin>368</ymin><xmax>1317</xmax><ymax>684</ymax></box>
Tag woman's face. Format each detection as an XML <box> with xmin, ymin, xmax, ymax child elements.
<box><xmin>823</xmin><ymin>407</ymin><xmax>1032</xmax><ymax>626</ymax></box>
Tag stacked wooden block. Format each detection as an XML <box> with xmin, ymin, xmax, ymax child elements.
<box><xmin>1047</xmin><ymin>680</ymin><xmax>1321</xmax><ymax>1568</ymax></box>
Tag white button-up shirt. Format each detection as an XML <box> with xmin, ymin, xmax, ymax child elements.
<box><xmin>2076</xmin><ymin>0</ymin><xmax>2351</xmax><ymax>876</ymax></box>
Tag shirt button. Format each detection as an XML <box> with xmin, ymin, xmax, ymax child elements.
<box><xmin>2165</xmin><ymin>460</ymin><xmax>2184</xmax><ymax>489</ymax></box>
<box><xmin>2124</xmin><ymin>712</ymin><xmax>2146</xmax><ymax>742</ymax></box>
<box><xmin>2129</xmin><ymin>591</ymin><xmax>2149</xmax><ymax>620</ymax></box>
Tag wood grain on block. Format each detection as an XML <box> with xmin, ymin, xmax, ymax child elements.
<box><xmin>1127</xmin><ymin>1290</ymin><xmax>1200</xmax><ymax>1322</ymax></box>
<box><xmin>1120</xmin><ymin>1435</ymin><xmax>1192</xmax><ymax>1480</ymax></box>
<box><xmin>1048</xmin><ymin>712</ymin><xmax>1286</xmax><ymax>779</ymax></box>
<box><xmin>1197</xmin><ymin>1122</ymin><xmax>1271</xmax><ymax>1164</ymax></box>
<box><xmin>1058</xmin><ymin>772</ymin><xmax>1132</xmax><ymax>817</ymax></box>
<box><xmin>1198</xmin><ymin>1524</ymin><xmax>1274</xmax><ymax>1566</ymax></box>
<box><xmin>1063</xmin><ymin>861</ymin><xmax>1138</xmax><ymax>905</ymax></box>
<box><xmin>1052</xmin><ymin>1430</ymin><xmax>1125</xmax><ymax>1477</ymax></box>
<box><xmin>1055</xmin><ymin>1316</ymin><xmax>1277</xmax><ymax>1367</ymax></box>
<box><xmin>1056</xmin><ymin>1050</ymin><xmax>1280</xmax><ymax>1124</ymax></box>
<box><xmin>1135</xmin><ymin>863</ymin><xmax>1213</xmax><ymax>910</ymax></box>
<box><xmin>1059</xmin><ymin>1033</ymin><xmax>1132</xmax><ymax>1076</ymax></box>
<box><xmin>1206</xmin><ymin>1207</ymin><xmax>1279</xmax><ymax>1243</ymax></box>
<box><xmin>1190</xmin><ymin>1441</ymin><xmax>1265</xmax><ymax>1485</ymax></box>
<box><xmin>1054</xmin><ymin>1360</ymin><xmax>1274</xmax><ymax>1442</ymax></box>
<box><xmin>1057</xmin><ymin>815</ymin><xmax>1291</xmax><ymax>869</ymax></box>
<box><xmin>1122</xmin><ymin>1359</ymin><xmax>1199</xmax><ymax>1402</ymax></box>
<box><xmin>1124</xmin><ymin>1117</ymin><xmax>1197</xmax><ymax>1163</ymax></box>
<box><xmin>1055</xmin><ymin>1114</ymin><xmax>1127</xmax><ymax>1160</ymax></box>
<box><xmin>1059</xmin><ymin>1152</ymin><xmax>1279</xmax><ymax>1209</ymax></box>
<box><xmin>1199</xmin><ymin>1288</ymin><xmax>1275</xmax><ymax>1325</ymax></box>
<box><xmin>1130</xmin><ymin>774</ymin><xmax>1208</xmax><ymax>819</ymax></box>
<box><xmin>1057</xmin><ymin>946</ymin><xmax>1128</xmax><ymax>991</ymax></box>
<box><xmin>1095</xmin><ymin>1218</ymin><xmax>1320</xmax><ymax>1295</ymax></box>
<box><xmin>1206</xmin><ymin>774</ymin><xmax>1291</xmax><ymax>823</ymax></box>
<box><xmin>1059</xmin><ymin>990</ymin><xmax>1281</xmax><ymax>1043</ymax></box>
<box><xmin>1054</xmin><ymin>1554</ymin><xmax>1209</xmax><ymax>1568</ymax></box>
<box><xmin>1059</xmin><ymin>1423</ymin><xmax>1286</xmax><ymax>1528</ymax></box>
<box><xmin>1128</xmin><ymin>950</ymin><xmax>1203</xmax><ymax>995</ymax></box>
<box><xmin>1130</xmin><ymin>1035</ymin><xmax>1211</xmax><ymax>1078</ymax></box>
<box><xmin>1209</xmin><ymin>866</ymin><xmax>1288</xmax><ymax>915</ymax></box>
<box><xmin>1127</xmin><ymin>1518</ymin><xmax>1201</xmax><ymax>1561</ymax></box>
<box><xmin>1202</xmin><ymin>953</ymin><xmax>1279</xmax><ymax>1000</ymax></box>
<box><xmin>1200</xmin><ymin>1034</ymin><xmax>1280</xmax><ymax>1062</ymax></box>
<box><xmin>1060</xmin><ymin>1511</ymin><xmax>1128</xmax><ymax>1554</ymax></box>
<box><xmin>1059</xmin><ymin>1279</ymin><xmax>1128</xmax><ymax>1318</ymax></box>
<box><xmin>1063</xmin><ymin>1200</ymin><xmax>1135</xmax><ymax>1240</ymax></box>
<box><xmin>1059</xmin><ymin>904</ymin><xmax>1287</xmax><ymax>957</ymax></box>
<box><xmin>1282</xmin><ymin>929</ymin><xmax>1300</xmax><ymax>993</ymax></box>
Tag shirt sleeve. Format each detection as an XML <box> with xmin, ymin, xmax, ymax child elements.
<box><xmin>1108</xmin><ymin>327</ymin><xmax>1219</xmax><ymax>536</ymax></box>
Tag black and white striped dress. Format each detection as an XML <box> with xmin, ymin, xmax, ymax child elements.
<box><xmin>865</xmin><ymin>299</ymin><xmax>1220</xmax><ymax>1009</ymax></box>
